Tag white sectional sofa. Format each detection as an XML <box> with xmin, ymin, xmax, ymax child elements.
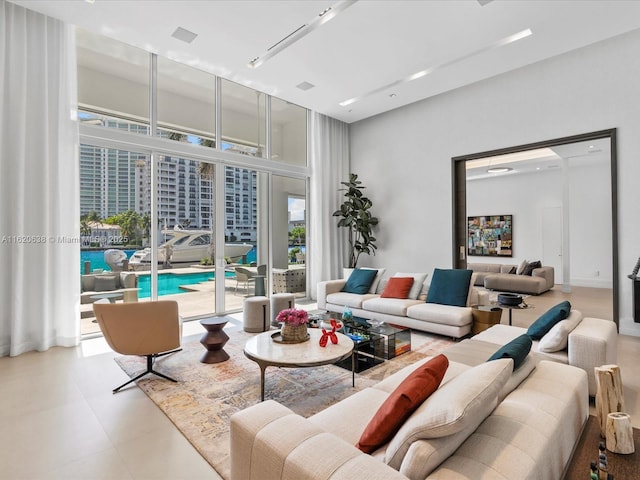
<box><xmin>468</xmin><ymin>262</ymin><xmax>555</xmax><ymax>295</ymax></box>
<box><xmin>467</xmin><ymin>311</ymin><xmax>617</xmax><ymax>396</ymax></box>
<box><xmin>80</xmin><ymin>271</ymin><xmax>139</xmax><ymax>304</ymax></box>
<box><xmin>230</xmin><ymin>346</ymin><xmax>589</xmax><ymax>479</ymax></box>
<box><xmin>318</xmin><ymin>275</ymin><xmax>488</xmax><ymax>339</ymax></box>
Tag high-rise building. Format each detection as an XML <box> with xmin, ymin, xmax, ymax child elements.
<box><xmin>79</xmin><ymin>117</ymin><xmax>258</xmax><ymax>241</ymax></box>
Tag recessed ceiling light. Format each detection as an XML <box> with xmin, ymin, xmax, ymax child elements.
<box><xmin>487</xmin><ymin>167</ymin><xmax>513</xmax><ymax>174</ymax></box>
<box><xmin>389</xmin><ymin>93</ymin><xmax>397</xmax><ymax>98</ymax></box>
<box><xmin>171</xmin><ymin>27</ymin><xmax>198</xmax><ymax>44</ymax></box>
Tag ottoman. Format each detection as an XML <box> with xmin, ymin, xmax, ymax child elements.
<box><xmin>270</xmin><ymin>293</ymin><xmax>295</xmax><ymax>327</ymax></box>
<box><xmin>243</xmin><ymin>296</ymin><xmax>270</xmax><ymax>333</ymax></box>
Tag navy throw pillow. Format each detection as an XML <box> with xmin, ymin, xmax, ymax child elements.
<box><xmin>487</xmin><ymin>334</ymin><xmax>532</xmax><ymax>370</ymax></box>
<box><xmin>527</xmin><ymin>301</ymin><xmax>571</xmax><ymax>340</ymax></box>
<box><xmin>426</xmin><ymin>268</ymin><xmax>473</xmax><ymax>307</ymax></box>
<box><xmin>342</xmin><ymin>268</ymin><xmax>379</xmax><ymax>294</ymax></box>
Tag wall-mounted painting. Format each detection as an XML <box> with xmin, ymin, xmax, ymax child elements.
<box><xmin>468</xmin><ymin>215</ymin><xmax>513</xmax><ymax>257</ymax></box>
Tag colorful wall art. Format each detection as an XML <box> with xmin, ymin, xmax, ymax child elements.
<box><xmin>468</xmin><ymin>215</ymin><xmax>513</xmax><ymax>257</ymax></box>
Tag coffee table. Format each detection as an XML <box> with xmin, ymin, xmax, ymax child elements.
<box><xmin>563</xmin><ymin>415</ymin><xmax>639</xmax><ymax>479</ymax></box>
<box><xmin>244</xmin><ymin>329</ymin><xmax>354</xmax><ymax>401</ymax></box>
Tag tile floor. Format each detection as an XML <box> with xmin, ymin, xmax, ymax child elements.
<box><xmin>1</xmin><ymin>291</ymin><xmax>638</xmax><ymax>479</ymax></box>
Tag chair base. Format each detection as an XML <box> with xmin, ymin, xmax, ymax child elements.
<box><xmin>113</xmin><ymin>348</ymin><xmax>181</xmax><ymax>393</ymax></box>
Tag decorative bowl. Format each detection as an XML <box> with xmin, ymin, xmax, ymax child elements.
<box><xmin>497</xmin><ymin>293</ymin><xmax>523</xmax><ymax>306</ymax></box>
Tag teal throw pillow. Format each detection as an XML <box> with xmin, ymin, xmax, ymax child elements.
<box><xmin>526</xmin><ymin>301</ymin><xmax>571</xmax><ymax>340</ymax></box>
<box><xmin>342</xmin><ymin>268</ymin><xmax>379</xmax><ymax>294</ymax></box>
<box><xmin>425</xmin><ymin>268</ymin><xmax>473</xmax><ymax>307</ymax></box>
<box><xmin>487</xmin><ymin>334</ymin><xmax>532</xmax><ymax>370</ymax></box>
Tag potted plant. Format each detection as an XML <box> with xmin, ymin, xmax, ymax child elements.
<box><xmin>276</xmin><ymin>308</ymin><xmax>309</xmax><ymax>343</ymax></box>
<box><xmin>333</xmin><ymin>173</ymin><xmax>379</xmax><ymax>269</ymax></box>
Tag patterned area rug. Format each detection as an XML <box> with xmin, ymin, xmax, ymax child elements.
<box><xmin>114</xmin><ymin>326</ymin><xmax>453</xmax><ymax>479</ymax></box>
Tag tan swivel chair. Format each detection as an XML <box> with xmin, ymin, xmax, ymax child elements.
<box><xmin>93</xmin><ymin>300</ymin><xmax>182</xmax><ymax>393</ymax></box>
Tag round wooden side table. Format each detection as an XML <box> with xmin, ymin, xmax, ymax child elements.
<box><xmin>199</xmin><ymin>317</ymin><xmax>230</xmax><ymax>364</ymax></box>
<box><xmin>471</xmin><ymin>305</ymin><xmax>503</xmax><ymax>335</ymax></box>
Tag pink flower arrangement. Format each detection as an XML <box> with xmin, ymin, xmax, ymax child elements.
<box><xmin>276</xmin><ymin>308</ymin><xmax>309</xmax><ymax>326</ymax></box>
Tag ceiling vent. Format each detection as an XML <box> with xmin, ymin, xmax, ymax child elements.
<box><xmin>172</xmin><ymin>27</ymin><xmax>198</xmax><ymax>44</ymax></box>
<box><xmin>296</xmin><ymin>81</ymin><xmax>315</xmax><ymax>91</ymax></box>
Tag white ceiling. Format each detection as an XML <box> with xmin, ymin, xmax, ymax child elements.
<box><xmin>466</xmin><ymin>138</ymin><xmax>610</xmax><ymax>181</ymax></box>
<box><xmin>10</xmin><ymin>0</ymin><xmax>640</xmax><ymax>123</ymax></box>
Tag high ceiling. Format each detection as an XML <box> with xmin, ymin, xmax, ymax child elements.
<box><xmin>10</xmin><ymin>0</ymin><xmax>640</xmax><ymax>123</ymax></box>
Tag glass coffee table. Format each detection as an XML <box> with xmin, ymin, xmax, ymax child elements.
<box><xmin>244</xmin><ymin>329</ymin><xmax>354</xmax><ymax>401</ymax></box>
<box><xmin>339</xmin><ymin>317</ymin><xmax>412</xmax><ymax>370</ymax></box>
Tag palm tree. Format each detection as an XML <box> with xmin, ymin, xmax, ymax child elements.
<box><xmin>290</xmin><ymin>226</ymin><xmax>305</xmax><ymax>245</ymax></box>
<box><xmin>140</xmin><ymin>213</ymin><xmax>151</xmax><ymax>245</ymax></box>
<box><xmin>85</xmin><ymin>210</ymin><xmax>100</xmax><ymax>223</ymax></box>
<box><xmin>197</xmin><ymin>162</ymin><xmax>216</xmax><ymax>263</ymax></box>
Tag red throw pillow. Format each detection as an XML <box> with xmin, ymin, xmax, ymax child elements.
<box><xmin>356</xmin><ymin>354</ymin><xmax>449</xmax><ymax>454</ymax></box>
<box><xmin>380</xmin><ymin>277</ymin><xmax>414</xmax><ymax>299</ymax></box>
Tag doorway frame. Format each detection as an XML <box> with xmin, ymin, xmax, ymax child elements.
<box><xmin>451</xmin><ymin>129</ymin><xmax>618</xmax><ymax>326</ymax></box>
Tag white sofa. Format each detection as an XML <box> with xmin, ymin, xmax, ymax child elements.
<box><xmin>80</xmin><ymin>271</ymin><xmax>139</xmax><ymax>304</ymax></box>
<box><xmin>318</xmin><ymin>275</ymin><xmax>488</xmax><ymax>339</ymax></box>
<box><xmin>230</xmin><ymin>348</ymin><xmax>589</xmax><ymax>479</ymax></box>
<box><xmin>468</xmin><ymin>262</ymin><xmax>554</xmax><ymax>295</ymax></box>
<box><xmin>467</xmin><ymin>310</ymin><xmax>617</xmax><ymax>396</ymax></box>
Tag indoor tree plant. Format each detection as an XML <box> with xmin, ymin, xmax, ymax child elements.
<box><xmin>333</xmin><ymin>173</ymin><xmax>379</xmax><ymax>268</ymax></box>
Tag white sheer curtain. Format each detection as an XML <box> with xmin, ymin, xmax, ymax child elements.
<box><xmin>308</xmin><ymin>112</ymin><xmax>350</xmax><ymax>299</ymax></box>
<box><xmin>0</xmin><ymin>1</ymin><xmax>80</xmax><ymax>356</ymax></box>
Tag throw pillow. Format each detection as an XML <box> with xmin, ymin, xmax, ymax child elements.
<box><xmin>538</xmin><ymin>309</ymin><xmax>583</xmax><ymax>352</ymax></box>
<box><xmin>425</xmin><ymin>268</ymin><xmax>473</xmax><ymax>307</ymax></box>
<box><xmin>393</xmin><ymin>272</ymin><xmax>428</xmax><ymax>299</ymax></box>
<box><xmin>487</xmin><ymin>334</ymin><xmax>532</xmax><ymax>370</ymax></box>
<box><xmin>384</xmin><ymin>358</ymin><xmax>512</xmax><ymax>469</ymax></box>
<box><xmin>94</xmin><ymin>275</ymin><xmax>117</xmax><ymax>291</ymax></box>
<box><xmin>527</xmin><ymin>300</ymin><xmax>572</xmax><ymax>340</ymax></box>
<box><xmin>516</xmin><ymin>259</ymin><xmax>528</xmax><ymax>275</ymax></box>
<box><xmin>507</xmin><ymin>266</ymin><xmax>517</xmax><ymax>274</ymax></box>
<box><xmin>522</xmin><ymin>260</ymin><xmax>542</xmax><ymax>276</ymax></box>
<box><xmin>361</xmin><ymin>268</ymin><xmax>386</xmax><ymax>294</ymax></box>
<box><xmin>342</xmin><ymin>268</ymin><xmax>379</xmax><ymax>294</ymax></box>
<box><xmin>356</xmin><ymin>354</ymin><xmax>449</xmax><ymax>454</ymax></box>
<box><xmin>381</xmin><ymin>277</ymin><xmax>414</xmax><ymax>299</ymax></box>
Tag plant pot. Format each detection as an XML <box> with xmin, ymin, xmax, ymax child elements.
<box><xmin>280</xmin><ymin>323</ymin><xmax>309</xmax><ymax>343</ymax></box>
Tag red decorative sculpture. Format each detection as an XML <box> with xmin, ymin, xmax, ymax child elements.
<box><xmin>319</xmin><ymin>319</ymin><xmax>340</xmax><ymax>347</ymax></box>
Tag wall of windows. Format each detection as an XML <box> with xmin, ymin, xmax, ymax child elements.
<box><xmin>77</xmin><ymin>28</ymin><xmax>308</xmax><ymax>334</ymax></box>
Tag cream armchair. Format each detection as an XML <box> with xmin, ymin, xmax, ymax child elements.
<box><xmin>93</xmin><ymin>300</ymin><xmax>182</xmax><ymax>393</ymax></box>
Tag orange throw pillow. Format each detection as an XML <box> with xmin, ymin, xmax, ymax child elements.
<box><xmin>356</xmin><ymin>354</ymin><xmax>449</xmax><ymax>454</ymax></box>
<box><xmin>380</xmin><ymin>277</ymin><xmax>414</xmax><ymax>299</ymax></box>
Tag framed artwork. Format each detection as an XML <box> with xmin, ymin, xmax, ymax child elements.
<box><xmin>467</xmin><ymin>215</ymin><xmax>512</xmax><ymax>257</ymax></box>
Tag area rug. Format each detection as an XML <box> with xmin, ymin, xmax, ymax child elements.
<box><xmin>114</xmin><ymin>327</ymin><xmax>454</xmax><ymax>479</ymax></box>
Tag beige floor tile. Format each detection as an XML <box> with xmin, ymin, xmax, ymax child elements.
<box><xmin>114</xmin><ymin>428</ymin><xmax>221</xmax><ymax>479</ymax></box>
<box><xmin>47</xmin><ymin>448</ymin><xmax>134</xmax><ymax>480</ymax></box>
<box><xmin>0</xmin><ymin>289</ymin><xmax>637</xmax><ymax>478</ymax></box>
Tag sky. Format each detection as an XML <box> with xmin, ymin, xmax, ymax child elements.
<box><xmin>288</xmin><ymin>197</ymin><xmax>305</xmax><ymax>221</ymax></box>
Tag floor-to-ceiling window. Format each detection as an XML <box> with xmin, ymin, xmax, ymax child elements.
<box><xmin>76</xmin><ymin>28</ymin><xmax>308</xmax><ymax>336</ymax></box>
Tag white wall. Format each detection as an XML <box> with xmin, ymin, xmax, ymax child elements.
<box><xmin>467</xmin><ymin>161</ymin><xmax>612</xmax><ymax>288</ymax></box>
<box><xmin>349</xmin><ymin>28</ymin><xmax>640</xmax><ymax>336</ymax></box>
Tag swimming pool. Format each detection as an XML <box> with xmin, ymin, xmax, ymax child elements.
<box><xmin>137</xmin><ymin>271</ymin><xmax>234</xmax><ymax>298</ymax></box>
<box><xmin>80</xmin><ymin>247</ymin><xmax>258</xmax><ymax>274</ymax></box>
